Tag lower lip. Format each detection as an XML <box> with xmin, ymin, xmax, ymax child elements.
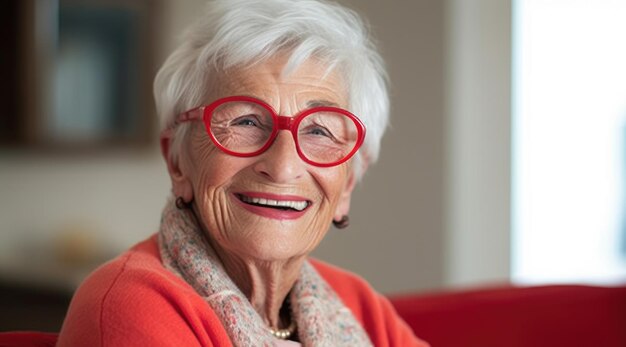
<box><xmin>233</xmin><ymin>194</ymin><xmax>308</xmax><ymax>220</ymax></box>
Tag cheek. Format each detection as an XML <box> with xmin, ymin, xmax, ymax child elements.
<box><xmin>316</xmin><ymin>165</ymin><xmax>350</xmax><ymax>204</ymax></box>
<box><xmin>188</xmin><ymin>152</ymin><xmax>240</xmax><ymax>247</ymax></box>
<box><xmin>183</xmin><ymin>136</ymin><xmax>233</xmax><ymax>218</ymax></box>
<box><xmin>189</xmin><ymin>152</ymin><xmax>238</xmax><ymax>202</ymax></box>
<box><xmin>184</xmin><ymin>134</ymin><xmax>254</xmax><ymax>237</ymax></box>
<box><xmin>186</xmin><ymin>132</ymin><xmax>228</xmax><ymax>188</ymax></box>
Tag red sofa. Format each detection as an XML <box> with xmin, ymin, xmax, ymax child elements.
<box><xmin>390</xmin><ymin>284</ymin><xmax>626</xmax><ymax>347</ymax></box>
<box><xmin>1</xmin><ymin>284</ymin><xmax>625</xmax><ymax>347</ymax></box>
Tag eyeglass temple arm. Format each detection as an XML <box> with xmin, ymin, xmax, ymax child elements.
<box><xmin>176</xmin><ymin>106</ymin><xmax>205</xmax><ymax>125</ymax></box>
<box><xmin>161</xmin><ymin>106</ymin><xmax>206</xmax><ymax>137</ymax></box>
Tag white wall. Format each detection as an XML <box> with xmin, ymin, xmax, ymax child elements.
<box><xmin>0</xmin><ymin>151</ymin><xmax>169</xmax><ymax>254</ymax></box>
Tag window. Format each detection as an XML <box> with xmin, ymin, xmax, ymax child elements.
<box><xmin>1</xmin><ymin>0</ymin><xmax>159</xmax><ymax>149</ymax></box>
<box><xmin>513</xmin><ymin>0</ymin><xmax>626</xmax><ymax>284</ymax></box>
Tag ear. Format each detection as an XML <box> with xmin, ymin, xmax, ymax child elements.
<box><xmin>334</xmin><ymin>156</ymin><xmax>369</xmax><ymax>222</ymax></box>
<box><xmin>333</xmin><ymin>169</ymin><xmax>359</xmax><ymax>222</ymax></box>
<box><xmin>333</xmin><ymin>171</ymin><xmax>356</xmax><ymax>221</ymax></box>
<box><xmin>160</xmin><ymin>134</ymin><xmax>194</xmax><ymax>202</ymax></box>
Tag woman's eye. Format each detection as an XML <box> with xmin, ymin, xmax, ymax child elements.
<box><xmin>306</xmin><ymin>126</ymin><xmax>333</xmax><ymax>138</ymax></box>
<box><xmin>231</xmin><ymin>115</ymin><xmax>259</xmax><ymax>127</ymax></box>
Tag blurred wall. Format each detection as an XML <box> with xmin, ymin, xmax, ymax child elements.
<box><xmin>0</xmin><ymin>0</ymin><xmax>511</xmax><ymax>294</ymax></box>
<box><xmin>317</xmin><ymin>0</ymin><xmax>447</xmax><ymax>292</ymax></box>
<box><xmin>445</xmin><ymin>0</ymin><xmax>511</xmax><ymax>287</ymax></box>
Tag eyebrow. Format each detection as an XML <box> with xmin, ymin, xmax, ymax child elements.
<box><xmin>227</xmin><ymin>95</ymin><xmax>343</xmax><ymax>111</ymax></box>
<box><xmin>306</xmin><ymin>99</ymin><xmax>341</xmax><ymax>108</ymax></box>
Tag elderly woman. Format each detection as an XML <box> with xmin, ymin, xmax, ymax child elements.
<box><xmin>58</xmin><ymin>0</ymin><xmax>428</xmax><ymax>346</ymax></box>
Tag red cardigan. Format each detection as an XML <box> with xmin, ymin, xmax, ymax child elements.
<box><xmin>57</xmin><ymin>235</ymin><xmax>428</xmax><ymax>346</ymax></box>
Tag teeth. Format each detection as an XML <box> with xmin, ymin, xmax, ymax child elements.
<box><xmin>240</xmin><ymin>195</ymin><xmax>308</xmax><ymax>211</ymax></box>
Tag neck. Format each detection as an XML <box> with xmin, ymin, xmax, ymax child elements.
<box><xmin>211</xmin><ymin>244</ymin><xmax>304</xmax><ymax>329</ymax></box>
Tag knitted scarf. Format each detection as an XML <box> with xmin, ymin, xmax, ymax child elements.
<box><xmin>158</xmin><ymin>197</ymin><xmax>373</xmax><ymax>347</ymax></box>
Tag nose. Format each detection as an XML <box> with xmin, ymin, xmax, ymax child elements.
<box><xmin>253</xmin><ymin>130</ymin><xmax>306</xmax><ymax>183</ymax></box>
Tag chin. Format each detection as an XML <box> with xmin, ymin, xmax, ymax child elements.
<box><xmin>236</xmin><ymin>237</ymin><xmax>312</xmax><ymax>263</ymax></box>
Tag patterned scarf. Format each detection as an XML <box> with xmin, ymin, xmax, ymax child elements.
<box><xmin>158</xmin><ymin>197</ymin><xmax>373</xmax><ymax>347</ymax></box>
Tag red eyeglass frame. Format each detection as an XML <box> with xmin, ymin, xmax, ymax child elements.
<box><xmin>169</xmin><ymin>95</ymin><xmax>366</xmax><ymax>167</ymax></box>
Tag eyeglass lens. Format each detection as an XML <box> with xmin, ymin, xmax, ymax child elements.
<box><xmin>209</xmin><ymin>101</ymin><xmax>359</xmax><ymax>164</ymax></box>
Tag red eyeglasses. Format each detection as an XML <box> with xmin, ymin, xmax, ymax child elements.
<box><xmin>168</xmin><ymin>96</ymin><xmax>366</xmax><ymax>167</ymax></box>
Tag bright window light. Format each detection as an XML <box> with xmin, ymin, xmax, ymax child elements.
<box><xmin>513</xmin><ymin>0</ymin><xmax>626</xmax><ymax>284</ymax></box>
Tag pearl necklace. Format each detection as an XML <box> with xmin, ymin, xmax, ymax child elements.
<box><xmin>269</xmin><ymin>319</ymin><xmax>297</xmax><ymax>340</ymax></box>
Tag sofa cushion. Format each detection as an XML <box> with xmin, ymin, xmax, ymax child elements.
<box><xmin>390</xmin><ymin>285</ymin><xmax>626</xmax><ymax>347</ymax></box>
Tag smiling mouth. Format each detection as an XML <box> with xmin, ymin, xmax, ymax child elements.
<box><xmin>235</xmin><ymin>194</ymin><xmax>310</xmax><ymax>212</ymax></box>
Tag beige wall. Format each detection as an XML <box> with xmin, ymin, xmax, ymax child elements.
<box><xmin>0</xmin><ymin>0</ymin><xmax>511</xmax><ymax>294</ymax></box>
<box><xmin>315</xmin><ymin>0</ymin><xmax>447</xmax><ymax>292</ymax></box>
<box><xmin>445</xmin><ymin>0</ymin><xmax>512</xmax><ymax>286</ymax></box>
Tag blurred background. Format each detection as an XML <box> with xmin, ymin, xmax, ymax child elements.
<box><xmin>1</xmin><ymin>0</ymin><xmax>625</xmax><ymax>332</ymax></box>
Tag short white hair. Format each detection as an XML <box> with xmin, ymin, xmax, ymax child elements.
<box><xmin>154</xmin><ymin>0</ymin><xmax>389</xmax><ymax>180</ymax></box>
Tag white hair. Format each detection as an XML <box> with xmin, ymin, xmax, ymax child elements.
<box><xmin>154</xmin><ymin>0</ymin><xmax>389</xmax><ymax>180</ymax></box>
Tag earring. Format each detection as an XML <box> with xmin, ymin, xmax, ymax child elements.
<box><xmin>175</xmin><ymin>197</ymin><xmax>191</xmax><ymax>210</ymax></box>
<box><xmin>333</xmin><ymin>215</ymin><xmax>350</xmax><ymax>229</ymax></box>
